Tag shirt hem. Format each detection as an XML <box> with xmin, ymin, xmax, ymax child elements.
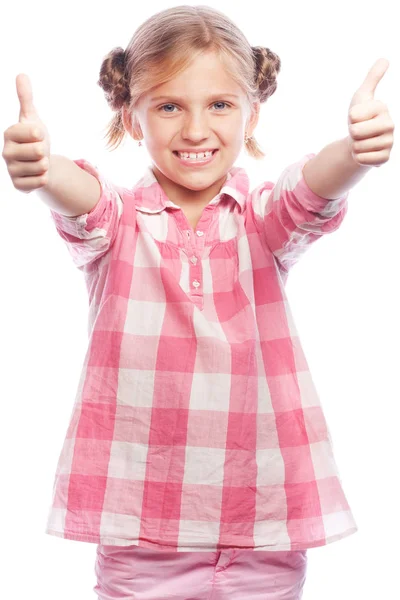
<box><xmin>45</xmin><ymin>525</ymin><xmax>358</xmax><ymax>551</ymax></box>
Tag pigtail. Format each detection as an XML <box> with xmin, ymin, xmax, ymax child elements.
<box><xmin>251</xmin><ymin>46</ymin><xmax>281</xmax><ymax>103</ymax></box>
<box><xmin>97</xmin><ymin>47</ymin><xmax>131</xmax><ymax>151</ymax></box>
<box><xmin>243</xmin><ymin>46</ymin><xmax>281</xmax><ymax>159</ymax></box>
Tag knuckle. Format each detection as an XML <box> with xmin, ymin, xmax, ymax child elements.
<box><xmin>13</xmin><ymin>180</ymin><xmax>23</xmax><ymax>191</ymax></box>
<box><xmin>349</xmin><ymin>108</ymin><xmax>358</xmax><ymax>123</ymax></box>
<box><xmin>8</xmin><ymin>163</ymin><xmax>17</xmax><ymax>176</ymax></box>
<box><xmin>2</xmin><ymin>145</ymin><xmax>13</xmax><ymax>161</ymax></box>
<box><xmin>350</xmin><ymin>124</ymin><xmax>363</xmax><ymax>139</ymax></box>
<box><xmin>348</xmin><ymin>123</ymin><xmax>358</xmax><ymax>138</ymax></box>
<box><xmin>384</xmin><ymin>133</ymin><xmax>393</xmax><ymax>145</ymax></box>
<box><xmin>35</xmin><ymin>144</ymin><xmax>44</xmax><ymax>159</ymax></box>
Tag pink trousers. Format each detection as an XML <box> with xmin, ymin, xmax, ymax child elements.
<box><xmin>94</xmin><ymin>544</ymin><xmax>308</xmax><ymax>600</ymax></box>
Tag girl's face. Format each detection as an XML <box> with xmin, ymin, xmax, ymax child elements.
<box><xmin>123</xmin><ymin>50</ymin><xmax>259</xmax><ymax>206</ymax></box>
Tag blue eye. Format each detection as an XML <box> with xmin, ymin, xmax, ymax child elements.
<box><xmin>213</xmin><ymin>102</ymin><xmax>228</xmax><ymax>110</ymax></box>
<box><xmin>161</xmin><ymin>104</ymin><xmax>177</xmax><ymax>113</ymax></box>
<box><xmin>159</xmin><ymin>101</ymin><xmax>230</xmax><ymax>113</ymax></box>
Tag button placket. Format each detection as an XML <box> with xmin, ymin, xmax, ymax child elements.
<box><xmin>190</xmin><ymin>255</ymin><xmax>202</xmax><ymax>293</ymax></box>
<box><xmin>176</xmin><ymin>209</ymin><xmax>215</xmax><ymax>298</ymax></box>
<box><xmin>191</xmin><ymin>227</ymin><xmax>207</xmax><ymax>294</ymax></box>
<box><xmin>180</xmin><ymin>227</ymin><xmax>202</xmax><ymax>293</ymax></box>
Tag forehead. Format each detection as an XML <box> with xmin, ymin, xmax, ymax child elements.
<box><xmin>148</xmin><ymin>51</ymin><xmax>244</xmax><ymax>100</ymax></box>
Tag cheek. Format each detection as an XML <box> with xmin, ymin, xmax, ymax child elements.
<box><xmin>145</xmin><ymin>126</ymin><xmax>171</xmax><ymax>150</ymax></box>
<box><xmin>219</xmin><ymin>118</ymin><xmax>245</xmax><ymax>140</ymax></box>
<box><xmin>149</xmin><ymin>121</ymin><xmax>175</xmax><ymax>142</ymax></box>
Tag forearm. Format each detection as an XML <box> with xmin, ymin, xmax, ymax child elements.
<box><xmin>302</xmin><ymin>136</ymin><xmax>372</xmax><ymax>200</ymax></box>
<box><xmin>36</xmin><ymin>154</ymin><xmax>101</xmax><ymax>217</ymax></box>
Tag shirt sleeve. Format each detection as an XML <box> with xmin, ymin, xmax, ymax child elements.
<box><xmin>251</xmin><ymin>153</ymin><xmax>349</xmax><ymax>274</ymax></box>
<box><xmin>49</xmin><ymin>159</ymin><xmax>124</xmax><ymax>269</ymax></box>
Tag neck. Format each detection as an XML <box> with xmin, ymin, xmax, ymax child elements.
<box><xmin>151</xmin><ymin>166</ymin><xmax>227</xmax><ymax>209</ymax></box>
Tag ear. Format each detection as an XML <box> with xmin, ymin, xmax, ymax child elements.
<box><xmin>246</xmin><ymin>101</ymin><xmax>260</xmax><ymax>137</ymax></box>
<box><xmin>121</xmin><ymin>105</ymin><xmax>142</xmax><ymax>141</ymax></box>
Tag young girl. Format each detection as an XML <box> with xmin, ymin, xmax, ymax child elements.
<box><xmin>3</xmin><ymin>5</ymin><xmax>394</xmax><ymax>600</ymax></box>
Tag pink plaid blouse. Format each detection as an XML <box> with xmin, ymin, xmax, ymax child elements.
<box><xmin>45</xmin><ymin>153</ymin><xmax>358</xmax><ymax>551</ymax></box>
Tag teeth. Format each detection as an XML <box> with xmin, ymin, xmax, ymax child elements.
<box><xmin>178</xmin><ymin>151</ymin><xmax>214</xmax><ymax>160</ymax></box>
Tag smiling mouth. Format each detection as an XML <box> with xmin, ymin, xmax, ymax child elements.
<box><xmin>173</xmin><ymin>150</ymin><xmax>219</xmax><ymax>156</ymax></box>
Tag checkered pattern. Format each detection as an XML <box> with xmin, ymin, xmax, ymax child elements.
<box><xmin>45</xmin><ymin>153</ymin><xmax>358</xmax><ymax>551</ymax></box>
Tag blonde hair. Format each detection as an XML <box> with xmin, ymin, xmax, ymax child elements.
<box><xmin>97</xmin><ymin>5</ymin><xmax>281</xmax><ymax>159</ymax></box>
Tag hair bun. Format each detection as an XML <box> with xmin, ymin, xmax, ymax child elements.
<box><xmin>251</xmin><ymin>46</ymin><xmax>281</xmax><ymax>103</ymax></box>
<box><xmin>98</xmin><ymin>46</ymin><xmax>131</xmax><ymax>111</ymax></box>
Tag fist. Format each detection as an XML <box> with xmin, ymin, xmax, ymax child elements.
<box><xmin>2</xmin><ymin>74</ymin><xmax>51</xmax><ymax>193</ymax></box>
<box><xmin>347</xmin><ymin>59</ymin><xmax>394</xmax><ymax>167</ymax></box>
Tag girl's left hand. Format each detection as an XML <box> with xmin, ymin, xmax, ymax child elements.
<box><xmin>347</xmin><ymin>58</ymin><xmax>395</xmax><ymax>167</ymax></box>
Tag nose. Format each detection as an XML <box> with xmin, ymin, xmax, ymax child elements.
<box><xmin>181</xmin><ymin>111</ymin><xmax>211</xmax><ymax>142</ymax></box>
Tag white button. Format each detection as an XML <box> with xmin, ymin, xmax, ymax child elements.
<box><xmin>190</xmin><ymin>256</ymin><xmax>197</xmax><ymax>264</ymax></box>
<box><xmin>196</xmin><ymin>230</ymin><xmax>204</xmax><ymax>237</ymax></box>
<box><xmin>192</xmin><ymin>280</ymin><xmax>200</xmax><ymax>288</ymax></box>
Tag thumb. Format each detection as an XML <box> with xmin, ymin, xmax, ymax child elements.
<box><xmin>349</xmin><ymin>58</ymin><xmax>389</xmax><ymax>109</ymax></box>
<box><xmin>17</xmin><ymin>73</ymin><xmax>39</xmax><ymax>123</ymax></box>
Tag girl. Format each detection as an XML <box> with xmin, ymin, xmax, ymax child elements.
<box><xmin>3</xmin><ymin>5</ymin><xmax>394</xmax><ymax>600</ymax></box>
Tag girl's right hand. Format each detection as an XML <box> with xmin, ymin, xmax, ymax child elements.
<box><xmin>2</xmin><ymin>74</ymin><xmax>51</xmax><ymax>193</ymax></box>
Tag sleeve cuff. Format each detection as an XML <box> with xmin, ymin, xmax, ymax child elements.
<box><xmin>297</xmin><ymin>153</ymin><xmax>349</xmax><ymax>217</ymax></box>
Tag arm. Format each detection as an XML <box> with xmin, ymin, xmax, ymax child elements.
<box><xmin>302</xmin><ymin>59</ymin><xmax>394</xmax><ymax>198</ymax></box>
<box><xmin>47</xmin><ymin>158</ymin><xmax>125</xmax><ymax>269</ymax></box>
<box><xmin>302</xmin><ymin>136</ymin><xmax>372</xmax><ymax>200</ymax></box>
<box><xmin>254</xmin><ymin>60</ymin><xmax>393</xmax><ymax>276</ymax></box>
<box><xmin>251</xmin><ymin>153</ymin><xmax>349</xmax><ymax>276</ymax></box>
<box><xmin>36</xmin><ymin>154</ymin><xmax>101</xmax><ymax>216</ymax></box>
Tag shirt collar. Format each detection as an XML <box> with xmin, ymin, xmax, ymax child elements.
<box><xmin>133</xmin><ymin>164</ymin><xmax>249</xmax><ymax>214</ymax></box>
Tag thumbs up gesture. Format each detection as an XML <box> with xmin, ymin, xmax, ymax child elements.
<box><xmin>2</xmin><ymin>74</ymin><xmax>51</xmax><ymax>192</ymax></box>
<box><xmin>347</xmin><ymin>58</ymin><xmax>395</xmax><ymax>167</ymax></box>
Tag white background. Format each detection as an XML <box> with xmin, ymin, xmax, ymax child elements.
<box><xmin>0</xmin><ymin>1</ymin><xmax>399</xmax><ymax>598</ymax></box>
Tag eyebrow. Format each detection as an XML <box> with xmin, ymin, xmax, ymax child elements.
<box><xmin>150</xmin><ymin>93</ymin><xmax>241</xmax><ymax>103</ymax></box>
